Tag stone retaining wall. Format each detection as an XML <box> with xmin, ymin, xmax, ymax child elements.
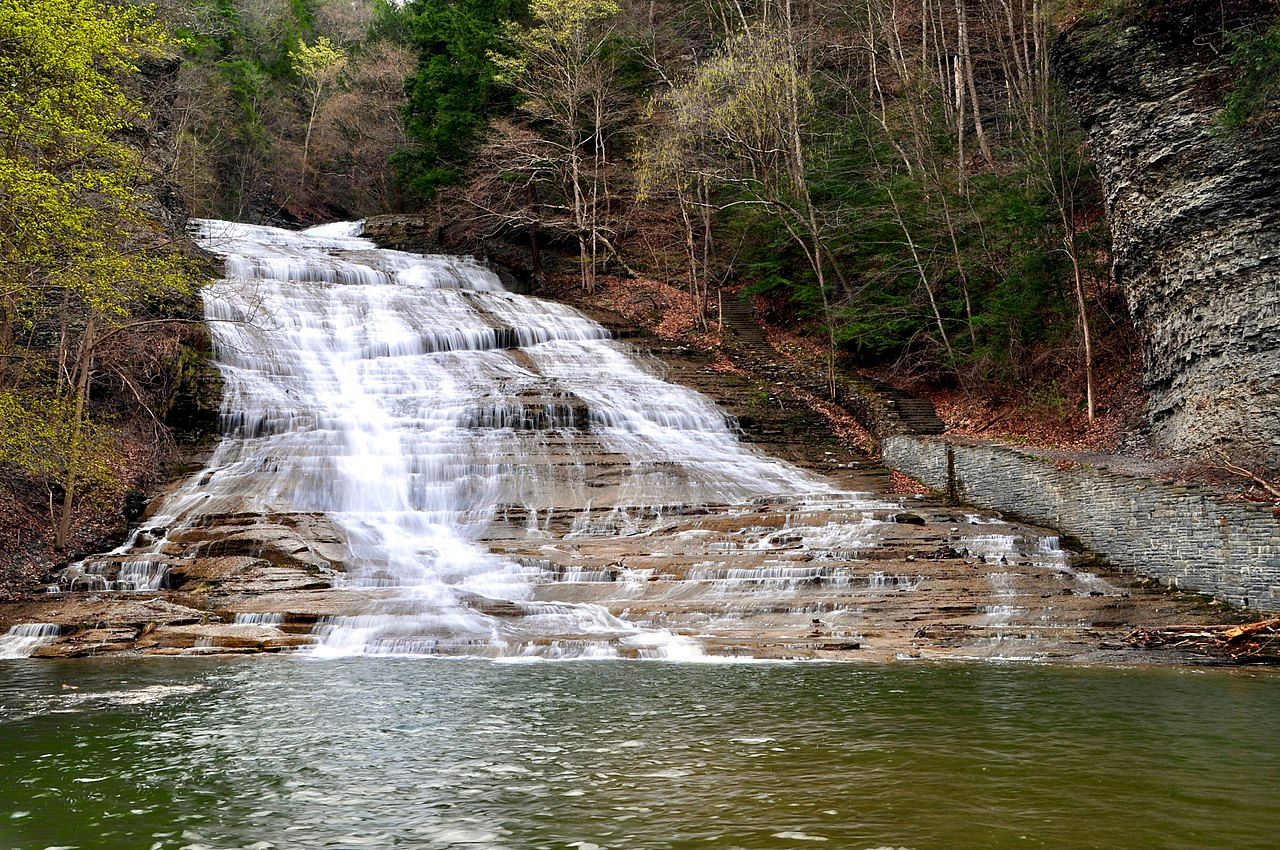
<box><xmin>882</xmin><ymin>436</ymin><xmax>1280</xmax><ymax>612</ymax></box>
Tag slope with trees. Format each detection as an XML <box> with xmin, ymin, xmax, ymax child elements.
<box><xmin>0</xmin><ymin>0</ymin><xmax>215</xmax><ymax>592</ymax></box>
<box><xmin>154</xmin><ymin>0</ymin><xmax>417</xmax><ymax>222</ymax></box>
<box><xmin>399</xmin><ymin>0</ymin><xmax>1133</xmax><ymax>443</ymax></box>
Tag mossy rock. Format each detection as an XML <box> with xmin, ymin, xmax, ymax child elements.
<box><xmin>167</xmin><ymin>340</ymin><xmax>223</xmax><ymax>441</ymax></box>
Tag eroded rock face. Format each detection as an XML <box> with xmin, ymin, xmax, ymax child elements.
<box><xmin>7</xmin><ymin>597</ymin><xmax>209</xmax><ymax>658</ymax></box>
<box><xmin>163</xmin><ymin>513</ymin><xmax>347</xmax><ymax>575</ymax></box>
<box><xmin>0</xmin><ymin>512</ymin><xmax>351</xmax><ymax>656</ymax></box>
<box><xmin>58</xmin><ymin>513</ymin><xmax>347</xmax><ymax>595</ymax></box>
<box><xmin>361</xmin><ymin>214</ymin><xmax>540</xmax><ymax>291</ymax></box>
<box><xmin>0</xmin><ymin>222</ymin><xmax>1243</xmax><ymax>661</ymax></box>
<box><xmin>1055</xmin><ymin>5</ymin><xmax>1280</xmax><ymax>469</ymax></box>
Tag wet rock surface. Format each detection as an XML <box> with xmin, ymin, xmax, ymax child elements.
<box><xmin>0</xmin><ymin>323</ymin><xmax>1239</xmax><ymax>663</ymax></box>
<box><xmin>0</xmin><ymin>221</ymin><xmax>1245</xmax><ymax>662</ymax></box>
<box><xmin>501</xmin><ymin>325</ymin><xmax>1239</xmax><ymax>662</ymax></box>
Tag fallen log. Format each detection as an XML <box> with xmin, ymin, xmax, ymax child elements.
<box><xmin>1123</xmin><ymin>618</ymin><xmax>1280</xmax><ymax>660</ymax></box>
<box><xmin>1222</xmin><ymin>618</ymin><xmax>1280</xmax><ymax>642</ymax></box>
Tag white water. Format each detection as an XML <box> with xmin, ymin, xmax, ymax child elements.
<box><xmin>109</xmin><ymin>220</ymin><xmax>844</xmax><ymax>659</ymax></box>
<box><xmin>59</xmin><ymin>558</ymin><xmax>168</xmax><ymax>592</ymax></box>
<box><xmin>0</xmin><ymin>624</ymin><xmax>61</xmax><ymax>659</ymax></box>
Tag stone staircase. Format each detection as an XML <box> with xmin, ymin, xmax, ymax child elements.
<box><xmin>718</xmin><ymin>294</ymin><xmax>945</xmax><ymax>438</ymax></box>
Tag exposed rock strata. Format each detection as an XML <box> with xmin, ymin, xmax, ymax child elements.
<box><xmin>361</xmin><ymin>214</ymin><xmax>539</xmax><ymax>291</ymax></box>
<box><xmin>1055</xmin><ymin>5</ymin><xmax>1280</xmax><ymax>469</ymax></box>
<box><xmin>0</xmin><ymin>331</ymin><xmax>1241</xmax><ymax>661</ymax></box>
<box><xmin>884</xmin><ymin>434</ymin><xmax>1280</xmax><ymax>612</ymax></box>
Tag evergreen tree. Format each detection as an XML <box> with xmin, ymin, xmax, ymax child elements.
<box><xmin>400</xmin><ymin>0</ymin><xmax>526</xmax><ymax>193</ymax></box>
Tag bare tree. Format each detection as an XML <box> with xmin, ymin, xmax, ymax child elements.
<box><xmin>495</xmin><ymin>0</ymin><xmax>628</xmax><ymax>291</ymax></box>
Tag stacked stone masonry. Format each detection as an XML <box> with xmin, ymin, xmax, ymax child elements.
<box><xmin>883</xmin><ymin>435</ymin><xmax>1280</xmax><ymax>612</ymax></box>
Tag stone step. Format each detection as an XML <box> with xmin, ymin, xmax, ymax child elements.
<box><xmin>718</xmin><ymin>298</ymin><xmax>947</xmax><ymax>437</ymax></box>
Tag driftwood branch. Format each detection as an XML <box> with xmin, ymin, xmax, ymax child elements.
<box><xmin>1126</xmin><ymin>618</ymin><xmax>1280</xmax><ymax>660</ymax></box>
<box><xmin>1211</xmin><ymin>448</ymin><xmax>1280</xmax><ymax>502</ymax></box>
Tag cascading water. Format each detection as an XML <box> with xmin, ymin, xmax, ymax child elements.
<box><xmin>0</xmin><ymin>624</ymin><xmax>61</xmax><ymax>659</ymax></box>
<box><xmin>120</xmin><ymin>220</ymin><xmax>846</xmax><ymax>658</ymax></box>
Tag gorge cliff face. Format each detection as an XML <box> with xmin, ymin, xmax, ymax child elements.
<box><xmin>1055</xmin><ymin>3</ymin><xmax>1280</xmax><ymax>470</ymax></box>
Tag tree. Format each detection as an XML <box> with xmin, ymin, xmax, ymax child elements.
<box><xmin>0</xmin><ymin>0</ymin><xmax>198</xmax><ymax>549</ymax></box>
<box><xmin>157</xmin><ymin>0</ymin><xmax>412</xmax><ymax>221</ymax></box>
<box><xmin>636</xmin><ymin>100</ymin><xmax>717</xmax><ymax>327</ymax></box>
<box><xmin>311</xmin><ymin>41</ymin><xmax>417</xmax><ymax>213</ymax></box>
<box><xmin>1221</xmin><ymin>17</ymin><xmax>1280</xmax><ymax>129</ymax></box>
<box><xmin>400</xmin><ymin>0</ymin><xmax>526</xmax><ymax>194</ymax></box>
<box><xmin>290</xmin><ymin>35</ymin><xmax>348</xmax><ymax>180</ymax></box>
<box><xmin>0</xmin><ymin>393</ymin><xmax>119</xmax><ymax>535</ymax></box>
<box><xmin>402</xmin><ymin>0</ymin><xmax>1123</xmax><ymax>423</ymax></box>
<box><xmin>654</xmin><ymin>23</ymin><xmax>842</xmax><ymax>392</ymax></box>
<box><xmin>492</xmin><ymin>0</ymin><xmax>626</xmax><ymax>291</ymax></box>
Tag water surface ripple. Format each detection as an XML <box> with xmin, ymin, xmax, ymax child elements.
<box><xmin>1</xmin><ymin>660</ymin><xmax>1277</xmax><ymax>849</ymax></box>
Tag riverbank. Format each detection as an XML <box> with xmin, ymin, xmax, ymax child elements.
<box><xmin>884</xmin><ymin>435</ymin><xmax>1280</xmax><ymax>613</ymax></box>
<box><xmin>550</xmin><ymin>273</ymin><xmax>1280</xmax><ymax>622</ymax></box>
<box><xmin>527</xmin><ymin>281</ymin><xmax>1271</xmax><ymax>664</ymax></box>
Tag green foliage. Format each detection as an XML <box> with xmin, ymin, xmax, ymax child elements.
<box><xmin>368</xmin><ymin>0</ymin><xmax>413</xmax><ymax>42</ymax></box>
<box><xmin>492</xmin><ymin>0</ymin><xmax>622</xmax><ymax>86</ymax></box>
<box><xmin>192</xmin><ymin>0</ymin><xmax>315</xmax><ymax>73</ymax></box>
<box><xmin>1222</xmin><ymin>18</ymin><xmax>1280</xmax><ymax>129</ymax></box>
<box><xmin>730</xmin><ymin>102</ymin><xmax>1102</xmax><ymax>380</ymax></box>
<box><xmin>0</xmin><ymin>0</ymin><xmax>201</xmax><ymax>537</ymax></box>
<box><xmin>399</xmin><ymin>0</ymin><xmax>527</xmax><ymax>193</ymax></box>
<box><xmin>968</xmin><ymin>203</ymin><xmax>1075</xmax><ymax>362</ymax></box>
<box><xmin>0</xmin><ymin>393</ymin><xmax>118</xmax><ymax>501</ymax></box>
<box><xmin>289</xmin><ymin>0</ymin><xmax>317</xmax><ymax>32</ymax></box>
<box><xmin>165</xmin><ymin>0</ymin><xmax>417</xmax><ymax>219</ymax></box>
<box><xmin>0</xmin><ymin>0</ymin><xmax>196</xmax><ymax>318</ymax></box>
<box><xmin>733</xmin><ymin>209</ymin><xmax>816</xmax><ymax>313</ymax></box>
<box><xmin>290</xmin><ymin>35</ymin><xmax>348</xmax><ymax>86</ymax></box>
<box><xmin>492</xmin><ymin>0</ymin><xmax>627</xmax><ymax>144</ymax></box>
<box><xmin>219</xmin><ymin>58</ymin><xmax>268</xmax><ymax>126</ymax></box>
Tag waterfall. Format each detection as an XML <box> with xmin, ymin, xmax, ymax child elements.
<box><xmin>117</xmin><ymin>219</ymin><xmax>838</xmax><ymax>658</ymax></box>
<box><xmin>0</xmin><ymin>624</ymin><xmax>61</xmax><ymax>659</ymax></box>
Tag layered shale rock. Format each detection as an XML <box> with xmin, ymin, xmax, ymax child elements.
<box><xmin>1055</xmin><ymin>1</ymin><xmax>1280</xmax><ymax>469</ymax></box>
<box><xmin>0</xmin><ymin>333</ymin><xmax>1238</xmax><ymax>662</ymax></box>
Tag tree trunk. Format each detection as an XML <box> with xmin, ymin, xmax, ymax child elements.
<box><xmin>1066</xmin><ymin>233</ymin><xmax>1095</xmax><ymax>423</ymax></box>
<box><xmin>956</xmin><ymin>0</ymin><xmax>994</xmax><ymax>166</ymax></box>
<box><xmin>301</xmin><ymin>82</ymin><xmax>323</xmax><ymax>185</ymax></box>
<box><xmin>55</xmin><ymin>312</ymin><xmax>95</xmax><ymax>551</ymax></box>
<box><xmin>678</xmin><ymin>189</ymin><xmax>703</xmax><ymax>326</ymax></box>
<box><xmin>528</xmin><ymin>186</ymin><xmax>544</xmax><ymax>287</ymax></box>
<box><xmin>888</xmin><ymin>186</ymin><xmax>955</xmax><ymax>364</ymax></box>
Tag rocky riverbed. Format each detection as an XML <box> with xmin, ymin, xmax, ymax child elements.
<box><xmin>0</xmin><ymin>321</ymin><xmax>1240</xmax><ymax>662</ymax></box>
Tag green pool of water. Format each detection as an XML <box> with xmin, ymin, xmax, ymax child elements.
<box><xmin>1</xmin><ymin>659</ymin><xmax>1276</xmax><ymax>849</ymax></box>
